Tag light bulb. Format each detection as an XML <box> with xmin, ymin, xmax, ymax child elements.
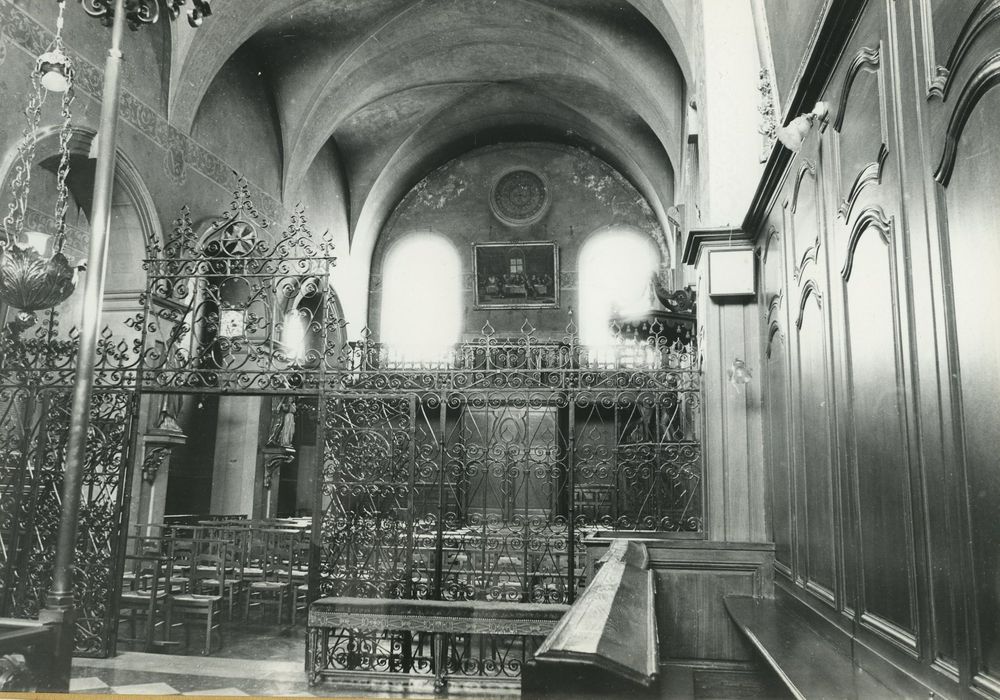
<box><xmin>37</xmin><ymin>50</ymin><xmax>71</xmax><ymax>93</ymax></box>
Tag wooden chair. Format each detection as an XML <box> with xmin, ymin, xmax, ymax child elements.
<box><xmin>243</xmin><ymin>530</ymin><xmax>293</xmax><ymax>624</ymax></box>
<box><xmin>287</xmin><ymin>538</ymin><xmax>311</xmax><ymax>624</ymax></box>
<box><xmin>118</xmin><ymin>553</ymin><xmax>169</xmax><ymax>651</ymax></box>
<box><xmin>197</xmin><ymin>541</ymin><xmax>242</xmax><ymax>619</ymax></box>
<box><xmin>167</xmin><ymin>537</ymin><xmax>195</xmax><ymax>594</ymax></box>
<box><xmin>168</xmin><ymin>554</ymin><xmax>224</xmax><ymax>655</ymax></box>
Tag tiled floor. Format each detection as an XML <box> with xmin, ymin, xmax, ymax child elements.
<box><xmin>70</xmin><ymin>622</ymin><xmax>368</xmax><ymax>697</ymax></box>
<box><xmin>69</xmin><ymin>622</ymin><xmax>514</xmax><ymax>698</ymax></box>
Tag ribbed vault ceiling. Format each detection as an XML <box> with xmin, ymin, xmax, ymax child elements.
<box><xmin>169</xmin><ymin>0</ymin><xmax>692</xmax><ymax>257</ymax></box>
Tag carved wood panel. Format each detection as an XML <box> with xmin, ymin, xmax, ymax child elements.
<box><xmin>755</xmin><ymin>0</ymin><xmax>1000</xmax><ymax>695</ymax></box>
<box><xmin>938</xmin><ymin>82</ymin><xmax>1000</xmax><ymax>695</ymax></box>
<box><xmin>839</xmin><ymin>209</ymin><xmax>918</xmax><ymax>651</ymax></box>
<box><xmin>794</xmin><ymin>284</ymin><xmax>836</xmax><ymax>602</ymax></box>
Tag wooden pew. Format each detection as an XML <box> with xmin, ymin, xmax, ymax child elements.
<box><xmin>725</xmin><ymin>595</ymin><xmax>905</xmax><ymax>699</ymax></box>
<box><xmin>522</xmin><ymin>539</ymin><xmax>659</xmax><ymax>700</ymax></box>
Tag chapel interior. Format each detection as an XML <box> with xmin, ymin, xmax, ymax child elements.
<box><xmin>0</xmin><ymin>0</ymin><xmax>998</xmax><ymax>698</ymax></box>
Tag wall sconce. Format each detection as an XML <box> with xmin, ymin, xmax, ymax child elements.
<box><xmin>728</xmin><ymin>358</ymin><xmax>753</xmax><ymax>389</ymax></box>
<box><xmin>776</xmin><ymin>102</ymin><xmax>829</xmax><ymax>152</ymax></box>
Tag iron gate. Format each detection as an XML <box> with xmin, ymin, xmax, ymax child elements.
<box><xmin>0</xmin><ymin>314</ymin><xmax>139</xmax><ymax>657</ymax></box>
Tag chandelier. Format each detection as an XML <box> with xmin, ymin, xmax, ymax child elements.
<box><xmin>0</xmin><ymin>0</ymin><xmax>83</xmax><ymax>331</ymax></box>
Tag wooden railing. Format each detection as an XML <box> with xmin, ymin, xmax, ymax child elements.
<box><xmin>522</xmin><ymin>539</ymin><xmax>659</xmax><ymax>699</ymax></box>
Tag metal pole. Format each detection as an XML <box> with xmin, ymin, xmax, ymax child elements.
<box><xmin>44</xmin><ymin>0</ymin><xmax>125</xmax><ymax>617</ymax></box>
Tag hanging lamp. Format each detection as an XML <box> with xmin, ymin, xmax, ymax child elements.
<box><xmin>0</xmin><ymin>0</ymin><xmax>85</xmax><ymax>330</ymax></box>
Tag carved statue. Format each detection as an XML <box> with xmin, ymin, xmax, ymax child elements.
<box><xmin>155</xmin><ymin>393</ymin><xmax>184</xmax><ymax>434</ymax></box>
<box><xmin>267</xmin><ymin>397</ymin><xmax>297</xmax><ymax>448</ymax></box>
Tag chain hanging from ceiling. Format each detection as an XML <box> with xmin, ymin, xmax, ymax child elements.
<box><xmin>0</xmin><ymin>0</ymin><xmax>83</xmax><ymax>332</ymax></box>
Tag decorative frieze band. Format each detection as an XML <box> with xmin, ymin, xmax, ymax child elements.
<box><xmin>0</xmin><ymin>4</ymin><xmax>284</xmax><ymax>222</ymax></box>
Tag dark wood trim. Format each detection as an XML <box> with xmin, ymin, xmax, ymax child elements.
<box><xmin>742</xmin><ymin>0</ymin><xmax>871</xmax><ymax>236</ymax></box>
<box><xmin>934</xmin><ymin>49</ymin><xmax>1000</xmax><ymax>186</ymax></box>
<box><xmin>833</xmin><ymin>45</ymin><xmax>882</xmax><ymax>131</ymax></box>
<box><xmin>840</xmin><ymin>206</ymin><xmax>892</xmax><ymax>281</ymax></box>
<box><xmin>681</xmin><ymin>227</ymin><xmax>749</xmax><ymax>266</ymax></box>
<box><xmin>795</xmin><ymin>279</ymin><xmax>823</xmax><ymax>330</ymax></box>
<box><xmin>928</xmin><ymin>0</ymin><xmax>1000</xmax><ymax>100</ymax></box>
<box><xmin>837</xmin><ymin>143</ymin><xmax>889</xmax><ymax>221</ymax></box>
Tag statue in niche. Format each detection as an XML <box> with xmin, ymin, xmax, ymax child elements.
<box><xmin>155</xmin><ymin>393</ymin><xmax>184</xmax><ymax>434</ymax></box>
<box><xmin>267</xmin><ymin>397</ymin><xmax>297</xmax><ymax>449</ymax></box>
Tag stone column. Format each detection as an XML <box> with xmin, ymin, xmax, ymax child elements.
<box><xmin>210</xmin><ymin>396</ymin><xmax>264</xmax><ymax>516</ymax></box>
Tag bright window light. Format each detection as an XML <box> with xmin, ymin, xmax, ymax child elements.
<box><xmin>380</xmin><ymin>233</ymin><xmax>462</xmax><ymax>363</ymax></box>
<box><xmin>283</xmin><ymin>310</ymin><xmax>308</xmax><ymax>362</ymax></box>
<box><xmin>579</xmin><ymin>229</ymin><xmax>659</xmax><ymax>347</ymax></box>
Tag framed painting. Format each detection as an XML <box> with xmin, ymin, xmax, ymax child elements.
<box><xmin>473</xmin><ymin>241</ymin><xmax>559</xmax><ymax>309</ymax></box>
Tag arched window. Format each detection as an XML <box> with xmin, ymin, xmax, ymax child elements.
<box><xmin>578</xmin><ymin>228</ymin><xmax>659</xmax><ymax>346</ymax></box>
<box><xmin>379</xmin><ymin>233</ymin><xmax>462</xmax><ymax>363</ymax></box>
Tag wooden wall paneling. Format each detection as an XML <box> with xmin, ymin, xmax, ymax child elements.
<box><xmin>789</xmin><ymin>129</ymin><xmax>840</xmax><ymax>608</ymax></box>
<box><xmin>760</xmin><ymin>222</ymin><xmax>795</xmax><ymax>577</ymax></box>
<box><xmin>827</xmin><ymin>4</ymin><xmax>927</xmax><ymax>662</ymax></box>
<box><xmin>926</xmin><ymin>3</ymin><xmax>1000</xmax><ymax>695</ymax></box>
<box><xmin>644</xmin><ymin>542</ymin><xmax>775</xmax><ymax>663</ymax></box>
<box><xmin>780</xmin><ymin>194</ymin><xmax>809</xmax><ymax>591</ymax></box>
<box><xmin>878</xmin><ymin>1</ymin><xmax>942</xmax><ymax>677</ymax></box>
<box><xmin>838</xmin><ymin>207</ymin><xmax>919</xmax><ymax>652</ymax></box>
<box><xmin>751</xmin><ymin>0</ymin><xmax>1000</xmax><ymax>695</ymax></box>
<box><xmin>921</xmin><ymin>0</ymin><xmax>999</xmax><ymax>99</ymax></box>
<box><xmin>933</xmin><ymin>52</ymin><xmax>1000</xmax><ymax>698</ymax></box>
<box><xmin>907</xmin><ymin>1</ymin><xmax>979</xmax><ymax>686</ymax></box>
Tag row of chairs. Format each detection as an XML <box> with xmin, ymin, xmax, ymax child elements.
<box><xmin>119</xmin><ymin>528</ymin><xmax>311</xmax><ymax>655</ymax></box>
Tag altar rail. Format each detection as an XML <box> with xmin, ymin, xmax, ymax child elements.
<box><xmin>307</xmin><ymin>597</ymin><xmax>568</xmax><ymax>693</ymax></box>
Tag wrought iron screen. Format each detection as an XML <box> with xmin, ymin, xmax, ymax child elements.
<box><xmin>137</xmin><ymin>179</ymin><xmax>338</xmax><ymax>394</ymax></box>
<box><xmin>314</xmin><ymin>323</ymin><xmax>702</xmax><ymax>614</ymax></box>
<box><xmin>0</xmin><ymin>312</ymin><xmax>139</xmax><ymax>657</ymax></box>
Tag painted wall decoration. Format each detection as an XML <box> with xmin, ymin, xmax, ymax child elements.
<box><xmin>490</xmin><ymin>169</ymin><xmax>548</xmax><ymax>225</ymax></box>
<box><xmin>474</xmin><ymin>241</ymin><xmax>558</xmax><ymax>309</ymax></box>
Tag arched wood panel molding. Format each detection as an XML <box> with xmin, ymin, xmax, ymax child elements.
<box><xmin>766</xmin><ymin>320</ymin><xmax>785</xmax><ymax>359</ymax></box>
<box><xmin>834</xmin><ymin>45</ymin><xmax>889</xmax><ymax>222</ymax></box>
<box><xmin>761</xmin><ymin>224</ymin><xmax>782</xmax><ymax>264</ymax></box>
<box><xmin>795</xmin><ymin>279</ymin><xmax>824</xmax><ymax>330</ymax></box>
<box><xmin>838</xmin><ymin>143</ymin><xmax>889</xmax><ymax>222</ymax></box>
<box><xmin>789</xmin><ymin>159</ymin><xmax>817</xmax><ymax>216</ymax></box>
<box><xmin>794</xmin><ymin>237</ymin><xmax>821</xmax><ymax>284</ymax></box>
<box><xmin>928</xmin><ymin>0</ymin><xmax>1000</xmax><ymax>99</ymax></box>
<box><xmin>833</xmin><ymin>45</ymin><xmax>882</xmax><ymax>132</ymax></box>
<box><xmin>841</xmin><ymin>206</ymin><xmax>893</xmax><ymax>281</ymax></box>
<box><xmin>767</xmin><ymin>289</ymin><xmax>784</xmax><ymax>324</ymax></box>
<box><xmin>935</xmin><ymin>50</ymin><xmax>1000</xmax><ymax>185</ymax></box>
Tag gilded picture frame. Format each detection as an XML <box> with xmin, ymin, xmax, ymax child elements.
<box><xmin>473</xmin><ymin>241</ymin><xmax>559</xmax><ymax>309</ymax></box>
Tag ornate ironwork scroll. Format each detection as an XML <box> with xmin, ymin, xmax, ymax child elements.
<box><xmin>0</xmin><ymin>312</ymin><xmax>138</xmax><ymax>657</ymax></box>
<box><xmin>138</xmin><ymin>178</ymin><xmax>339</xmax><ymax>394</ymax></box>
<box><xmin>313</xmin><ymin>321</ymin><xmax>702</xmax><ymax>645</ymax></box>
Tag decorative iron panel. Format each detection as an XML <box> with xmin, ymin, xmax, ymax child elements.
<box><xmin>138</xmin><ymin>178</ymin><xmax>338</xmax><ymax>394</ymax></box>
<box><xmin>0</xmin><ymin>314</ymin><xmax>138</xmax><ymax>657</ymax></box>
<box><xmin>313</xmin><ymin>322</ymin><xmax>701</xmax><ymax>613</ymax></box>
